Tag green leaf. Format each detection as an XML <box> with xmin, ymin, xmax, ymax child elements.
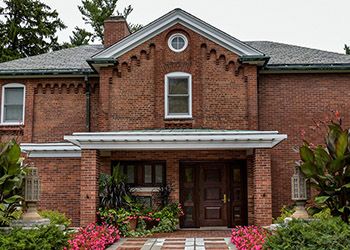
<box><xmin>342</xmin><ymin>183</ymin><xmax>350</xmax><ymax>189</ymax></box>
<box><xmin>315</xmin><ymin>196</ymin><xmax>330</xmax><ymax>204</ymax></box>
<box><xmin>7</xmin><ymin>143</ymin><xmax>21</xmax><ymax>164</ymax></box>
<box><xmin>301</xmin><ymin>162</ymin><xmax>317</xmax><ymax>178</ymax></box>
<box><xmin>326</xmin><ymin>125</ymin><xmax>341</xmax><ymax>156</ymax></box>
<box><xmin>4</xmin><ymin>195</ymin><xmax>23</xmax><ymax>204</ymax></box>
<box><xmin>0</xmin><ymin>174</ymin><xmax>10</xmax><ymax>185</ymax></box>
<box><xmin>329</xmin><ymin>157</ymin><xmax>344</xmax><ymax>173</ymax></box>
<box><xmin>306</xmin><ymin>206</ymin><xmax>323</xmax><ymax>216</ymax></box>
<box><xmin>336</xmin><ymin>131</ymin><xmax>348</xmax><ymax>157</ymax></box>
<box><xmin>7</xmin><ymin>163</ymin><xmax>19</xmax><ymax>175</ymax></box>
<box><xmin>300</xmin><ymin>145</ymin><xmax>314</xmax><ymax>163</ymax></box>
<box><xmin>0</xmin><ymin>204</ymin><xmax>6</xmax><ymax>211</ymax></box>
<box><xmin>314</xmin><ymin>146</ymin><xmax>330</xmax><ymax>174</ymax></box>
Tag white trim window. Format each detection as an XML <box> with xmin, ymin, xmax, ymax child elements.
<box><xmin>1</xmin><ymin>83</ymin><xmax>25</xmax><ymax>124</ymax></box>
<box><xmin>165</xmin><ymin>72</ymin><xmax>192</xmax><ymax>119</ymax></box>
<box><xmin>168</xmin><ymin>33</ymin><xmax>188</xmax><ymax>52</ymax></box>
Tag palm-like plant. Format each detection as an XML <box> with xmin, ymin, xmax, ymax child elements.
<box><xmin>299</xmin><ymin>119</ymin><xmax>350</xmax><ymax>223</ymax></box>
<box><xmin>99</xmin><ymin>163</ymin><xmax>132</xmax><ymax>210</ymax></box>
<box><xmin>0</xmin><ymin>139</ymin><xmax>27</xmax><ymax>226</ymax></box>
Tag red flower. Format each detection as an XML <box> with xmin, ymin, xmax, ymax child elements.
<box><xmin>335</xmin><ymin>111</ymin><xmax>341</xmax><ymax>120</ymax></box>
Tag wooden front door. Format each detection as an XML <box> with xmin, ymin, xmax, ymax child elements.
<box><xmin>180</xmin><ymin>161</ymin><xmax>247</xmax><ymax>228</ymax></box>
<box><xmin>199</xmin><ymin>163</ymin><xmax>227</xmax><ymax>226</ymax></box>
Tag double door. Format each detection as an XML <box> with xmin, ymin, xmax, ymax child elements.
<box><xmin>180</xmin><ymin>161</ymin><xmax>247</xmax><ymax>228</ymax></box>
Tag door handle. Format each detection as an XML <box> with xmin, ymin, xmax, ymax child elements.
<box><xmin>222</xmin><ymin>194</ymin><xmax>227</xmax><ymax>204</ymax></box>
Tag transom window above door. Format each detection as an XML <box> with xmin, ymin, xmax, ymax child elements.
<box><xmin>1</xmin><ymin>83</ymin><xmax>25</xmax><ymax>124</ymax></box>
<box><xmin>165</xmin><ymin>72</ymin><xmax>192</xmax><ymax>119</ymax></box>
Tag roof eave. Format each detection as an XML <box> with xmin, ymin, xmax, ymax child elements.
<box><xmin>260</xmin><ymin>63</ymin><xmax>350</xmax><ymax>73</ymax></box>
<box><xmin>0</xmin><ymin>69</ymin><xmax>97</xmax><ymax>78</ymax></box>
<box><xmin>93</xmin><ymin>8</ymin><xmax>264</xmax><ymax>60</ymax></box>
<box><xmin>240</xmin><ymin>55</ymin><xmax>270</xmax><ymax>67</ymax></box>
<box><xmin>86</xmin><ymin>58</ymin><xmax>118</xmax><ymax>73</ymax></box>
<box><xmin>64</xmin><ymin>130</ymin><xmax>287</xmax><ymax>150</ymax></box>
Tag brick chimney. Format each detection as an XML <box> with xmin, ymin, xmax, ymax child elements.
<box><xmin>103</xmin><ymin>16</ymin><xmax>130</xmax><ymax>47</ymax></box>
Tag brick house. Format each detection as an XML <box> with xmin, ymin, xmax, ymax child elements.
<box><xmin>0</xmin><ymin>8</ymin><xmax>349</xmax><ymax>227</ymax></box>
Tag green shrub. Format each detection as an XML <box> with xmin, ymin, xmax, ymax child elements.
<box><xmin>311</xmin><ymin>208</ymin><xmax>332</xmax><ymax>220</ymax></box>
<box><xmin>0</xmin><ymin>225</ymin><xmax>69</xmax><ymax>250</ymax></box>
<box><xmin>273</xmin><ymin>205</ymin><xmax>295</xmax><ymax>224</ymax></box>
<box><xmin>98</xmin><ymin>202</ymin><xmax>184</xmax><ymax>237</ymax></box>
<box><xmin>39</xmin><ymin>210</ymin><xmax>71</xmax><ymax>228</ymax></box>
<box><xmin>264</xmin><ymin>218</ymin><xmax>350</xmax><ymax>250</ymax></box>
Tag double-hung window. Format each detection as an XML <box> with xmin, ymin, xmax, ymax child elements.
<box><xmin>1</xmin><ymin>83</ymin><xmax>25</xmax><ymax>124</ymax></box>
<box><xmin>165</xmin><ymin>72</ymin><xmax>192</xmax><ymax>119</ymax></box>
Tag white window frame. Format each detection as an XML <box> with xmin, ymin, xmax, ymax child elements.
<box><xmin>168</xmin><ymin>33</ymin><xmax>188</xmax><ymax>53</ymax></box>
<box><xmin>1</xmin><ymin>83</ymin><xmax>25</xmax><ymax>125</ymax></box>
<box><xmin>164</xmin><ymin>72</ymin><xmax>192</xmax><ymax>119</ymax></box>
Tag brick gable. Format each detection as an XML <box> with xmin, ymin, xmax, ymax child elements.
<box><xmin>101</xmin><ymin>24</ymin><xmax>257</xmax><ymax>131</ymax></box>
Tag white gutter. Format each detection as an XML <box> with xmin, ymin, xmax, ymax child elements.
<box><xmin>21</xmin><ymin>143</ymin><xmax>81</xmax><ymax>158</ymax></box>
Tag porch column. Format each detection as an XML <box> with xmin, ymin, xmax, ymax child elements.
<box><xmin>80</xmin><ymin>149</ymin><xmax>100</xmax><ymax>226</ymax></box>
<box><xmin>253</xmin><ymin>149</ymin><xmax>272</xmax><ymax>226</ymax></box>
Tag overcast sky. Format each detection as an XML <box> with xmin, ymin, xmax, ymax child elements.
<box><xmin>44</xmin><ymin>0</ymin><xmax>350</xmax><ymax>53</ymax></box>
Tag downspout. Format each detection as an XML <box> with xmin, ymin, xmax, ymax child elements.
<box><xmin>84</xmin><ymin>74</ymin><xmax>91</xmax><ymax>132</ymax></box>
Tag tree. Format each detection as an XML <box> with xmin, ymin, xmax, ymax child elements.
<box><xmin>78</xmin><ymin>0</ymin><xmax>142</xmax><ymax>43</ymax></box>
<box><xmin>0</xmin><ymin>0</ymin><xmax>66</xmax><ymax>62</ymax></box>
<box><xmin>69</xmin><ymin>27</ymin><xmax>93</xmax><ymax>46</ymax></box>
<box><xmin>298</xmin><ymin>113</ymin><xmax>350</xmax><ymax>223</ymax></box>
<box><xmin>345</xmin><ymin>44</ymin><xmax>350</xmax><ymax>55</ymax></box>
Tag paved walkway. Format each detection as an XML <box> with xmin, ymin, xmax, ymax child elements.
<box><xmin>107</xmin><ymin>230</ymin><xmax>235</xmax><ymax>250</ymax></box>
<box><xmin>108</xmin><ymin>237</ymin><xmax>235</xmax><ymax>249</ymax></box>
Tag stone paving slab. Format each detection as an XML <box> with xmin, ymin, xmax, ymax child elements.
<box><xmin>107</xmin><ymin>237</ymin><xmax>236</xmax><ymax>250</ymax></box>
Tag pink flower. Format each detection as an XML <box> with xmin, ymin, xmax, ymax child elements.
<box><xmin>66</xmin><ymin>223</ymin><xmax>120</xmax><ymax>250</ymax></box>
<box><xmin>231</xmin><ymin>226</ymin><xmax>270</xmax><ymax>250</ymax></box>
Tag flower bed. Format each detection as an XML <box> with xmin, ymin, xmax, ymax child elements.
<box><xmin>231</xmin><ymin>225</ymin><xmax>270</xmax><ymax>250</ymax></box>
<box><xmin>65</xmin><ymin>223</ymin><xmax>120</xmax><ymax>250</ymax></box>
<box><xmin>98</xmin><ymin>202</ymin><xmax>184</xmax><ymax>237</ymax></box>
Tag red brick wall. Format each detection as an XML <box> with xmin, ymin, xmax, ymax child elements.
<box><xmin>28</xmin><ymin>157</ymin><xmax>81</xmax><ymax>226</ymax></box>
<box><xmin>253</xmin><ymin>149</ymin><xmax>272</xmax><ymax>226</ymax></box>
<box><xmin>104</xmin><ymin>18</ymin><xmax>130</xmax><ymax>47</ymax></box>
<box><xmin>0</xmin><ymin>78</ymin><xmax>99</xmax><ymax>143</ymax></box>
<box><xmin>80</xmin><ymin>150</ymin><xmax>100</xmax><ymax>227</ymax></box>
<box><xmin>259</xmin><ymin>73</ymin><xmax>350</xmax><ymax>218</ymax></box>
<box><xmin>102</xmin><ymin>24</ymin><xmax>257</xmax><ymax>131</ymax></box>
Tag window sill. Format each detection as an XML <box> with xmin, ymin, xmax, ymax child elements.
<box><xmin>0</xmin><ymin>123</ymin><xmax>24</xmax><ymax>126</ymax></box>
<box><xmin>164</xmin><ymin>117</ymin><xmax>193</xmax><ymax>121</ymax></box>
<box><xmin>133</xmin><ymin>187</ymin><xmax>161</xmax><ymax>193</ymax></box>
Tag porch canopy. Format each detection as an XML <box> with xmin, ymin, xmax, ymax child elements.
<box><xmin>64</xmin><ymin>129</ymin><xmax>287</xmax><ymax>150</ymax></box>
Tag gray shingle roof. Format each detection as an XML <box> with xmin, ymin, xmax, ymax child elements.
<box><xmin>0</xmin><ymin>45</ymin><xmax>103</xmax><ymax>75</ymax></box>
<box><xmin>245</xmin><ymin>41</ymin><xmax>350</xmax><ymax>65</ymax></box>
<box><xmin>1</xmin><ymin>41</ymin><xmax>350</xmax><ymax>75</ymax></box>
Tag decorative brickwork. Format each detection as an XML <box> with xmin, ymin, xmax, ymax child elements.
<box><xmin>104</xmin><ymin>24</ymin><xmax>256</xmax><ymax>131</ymax></box>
